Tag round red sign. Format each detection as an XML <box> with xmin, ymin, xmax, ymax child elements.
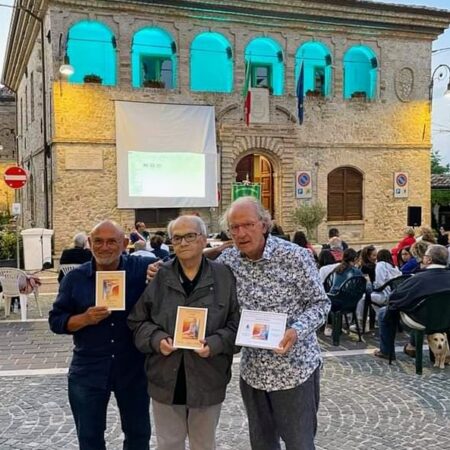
<box><xmin>4</xmin><ymin>166</ymin><xmax>28</xmax><ymax>189</ymax></box>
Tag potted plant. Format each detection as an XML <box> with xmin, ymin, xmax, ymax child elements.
<box><xmin>306</xmin><ymin>89</ymin><xmax>322</xmax><ymax>98</ymax></box>
<box><xmin>350</xmin><ymin>91</ymin><xmax>367</xmax><ymax>99</ymax></box>
<box><xmin>292</xmin><ymin>202</ymin><xmax>326</xmax><ymax>241</ymax></box>
<box><xmin>143</xmin><ymin>79</ymin><xmax>165</xmax><ymax>88</ymax></box>
<box><xmin>83</xmin><ymin>74</ymin><xmax>103</xmax><ymax>84</ymax></box>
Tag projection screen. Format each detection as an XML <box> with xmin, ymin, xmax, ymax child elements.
<box><xmin>115</xmin><ymin>101</ymin><xmax>218</xmax><ymax>208</ymax></box>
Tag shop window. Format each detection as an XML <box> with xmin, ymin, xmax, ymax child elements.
<box><xmin>343</xmin><ymin>45</ymin><xmax>377</xmax><ymax>100</ymax></box>
<box><xmin>244</xmin><ymin>37</ymin><xmax>284</xmax><ymax>96</ymax></box>
<box><xmin>328</xmin><ymin>167</ymin><xmax>363</xmax><ymax>221</ymax></box>
<box><xmin>295</xmin><ymin>42</ymin><xmax>332</xmax><ymax>97</ymax></box>
<box><xmin>132</xmin><ymin>27</ymin><xmax>176</xmax><ymax>89</ymax></box>
<box><xmin>190</xmin><ymin>32</ymin><xmax>233</xmax><ymax>92</ymax></box>
<box><xmin>66</xmin><ymin>20</ymin><xmax>117</xmax><ymax>85</ymax></box>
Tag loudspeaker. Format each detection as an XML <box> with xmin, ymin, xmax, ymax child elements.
<box><xmin>407</xmin><ymin>206</ymin><xmax>422</xmax><ymax>227</ymax></box>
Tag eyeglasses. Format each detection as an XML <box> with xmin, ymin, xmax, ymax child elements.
<box><xmin>171</xmin><ymin>232</ymin><xmax>201</xmax><ymax>245</ymax></box>
<box><xmin>228</xmin><ymin>222</ymin><xmax>259</xmax><ymax>235</ymax></box>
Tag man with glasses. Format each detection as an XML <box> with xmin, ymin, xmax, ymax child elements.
<box><xmin>374</xmin><ymin>244</ymin><xmax>450</xmax><ymax>360</ymax></box>
<box><xmin>49</xmin><ymin>220</ymin><xmax>157</xmax><ymax>450</ymax></box>
<box><xmin>128</xmin><ymin>215</ymin><xmax>240</xmax><ymax>450</ymax></box>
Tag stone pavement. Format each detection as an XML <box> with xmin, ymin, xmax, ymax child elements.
<box><xmin>0</xmin><ymin>300</ymin><xmax>449</xmax><ymax>449</ymax></box>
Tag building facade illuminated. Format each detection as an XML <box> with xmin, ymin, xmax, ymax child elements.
<box><xmin>2</xmin><ymin>0</ymin><xmax>450</xmax><ymax>252</ymax></box>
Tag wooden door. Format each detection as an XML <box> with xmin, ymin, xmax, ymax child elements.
<box><xmin>260</xmin><ymin>157</ymin><xmax>273</xmax><ymax>215</ymax></box>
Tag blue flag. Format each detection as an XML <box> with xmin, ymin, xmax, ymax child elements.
<box><xmin>296</xmin><ymin>62</ymin><xmax>304</xmax><ymax>125</ymax></box>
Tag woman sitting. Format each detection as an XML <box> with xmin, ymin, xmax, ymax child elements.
<box><xmin>360</xmin><ymin>245</ymin><xmax>377</xmax><ymax>284</ymax></box>
<box><xmin>318</xmin><ymin>249</ymin><xmax>339</xmax><ymax>285</ymax></box>
<box><xmin>329</xmin><ymin>248</ymin><xmax>363</xmax><ymax>294</ymax></box>
<box><xmin>370</xmin><ymin>250</ymin><xmax>402</xmax><ymax>309</ymax></box>
<box><xmin>398</xmin><ymin>246</ymin><xmax>419</xmax><ymax>274</ymax></box>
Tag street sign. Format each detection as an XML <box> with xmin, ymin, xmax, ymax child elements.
<box><xmin>12</xmin><ymin>203</ymin><xmax>21</xmax><ymax>215</ymax></box>
<box><xmin>4</xmin><ymin>166</ymin><xmax>27</xmax><ymax>189</ymax></box>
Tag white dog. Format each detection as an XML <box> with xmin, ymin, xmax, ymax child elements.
<box><xmin>427</xmin><ymin>333</ymin><xmax>450</xmax><ymax>369</ymax></box>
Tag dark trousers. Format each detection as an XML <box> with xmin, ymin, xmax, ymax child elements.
<box><xmin>68</xmin><ymin>379</ymin><xmax>151</xmax><ymax>450</ymax></box>
<box><xmin>240</xmin><ymin>366</ymin><xmax>320</xmax><ymax>450</ymax></box>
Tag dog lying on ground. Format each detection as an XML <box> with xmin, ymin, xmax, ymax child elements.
<box><xmin>427</xmin><ymin>333</ymin><xmax>450</xmax><ymax>369</ymax></box>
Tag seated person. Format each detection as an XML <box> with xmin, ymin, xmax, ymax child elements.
<box><xmin>131</xmin><ymin>240</ymin><xmax>156</xmax><ymax>257</ymax></box>
<box><xmin>130</xmin><ymin>222</ymin><xmax>149</xmax><ymax>243</ymax></box>
<box><xmin>58</xmin><ymin>232</ymin><xmax>92</xmax><ymax>282</ymax></box>
<box><xmin>329</xmin><ymin>248</ymin><xmax>362</xmax><ymax>295</ymax></box>
<box><xmin>398</xmin><ymin>246</ymin><xmax>418</xmax><ymax>274</ymax></box>
<box><xmin>374</xmin><ymin>244</ymin><xmax>450</xmax><ymax>360</ymax></box>
<box><xmin>149</xmin><ymin>235</ymin><xmax>170</xmax><ymax>260</ymax></box>
<box><xmin>318</xmin><ymin>249</ymin><xmax>339</xmax><ymax>284</ymax></box>
<box><xmin>370</xmin><ymin>250</ymin><xmax>402</xmax><ymax>307</ymax></box>
<box><xmin>328</xmin><ymin>237</ymin><xmax>344</xmax><ymax>262</ymax></box>
<box><xmin>323</xmin><ymin>228</ymin><xmax>348</xmax><ymax>251</ymax></box>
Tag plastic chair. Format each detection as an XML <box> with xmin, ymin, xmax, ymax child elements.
<box><xmin>327</xmin><ymin>276</ymin><xmax>367</xmax><ymax>346</ymax></box>
<box><xmin>323</xmin><ymin>271</ymin><xmax>335</xmax><ymax>293</ymax></box>
<box><xmin>59</xmin><ymin>264</ymin><xmax>80</xmax><ymax>276</ymax></box>
<box><xmin>362</xmin><ymin>274</ymin><xmax>412</xmax><ymax>333</ymax></box>
<box><xmin>0</xmin><ymin>268</ymin><xmax>42</xmax><ymax>321</ymax></box>
<box><xmin>398</xmin><ymin>291</ymin><xmax>450</xmax><ymax>374</ymax></box>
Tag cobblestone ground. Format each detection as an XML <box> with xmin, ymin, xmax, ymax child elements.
<box><xmin>0</xmin><ymin>316</ymin><xmax>449</xmax><ymax>449</ymax></box>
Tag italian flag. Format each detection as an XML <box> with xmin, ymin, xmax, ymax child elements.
<box><xmin>242</xmin><ymin>61</ymin><xmax>251</xmax><ymax>126</ymax></box>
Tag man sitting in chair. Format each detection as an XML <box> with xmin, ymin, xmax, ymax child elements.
<box><xmin>374</xmin><ymin>244</ymin><xmax>450</xmax><ymax>360</ymax></box>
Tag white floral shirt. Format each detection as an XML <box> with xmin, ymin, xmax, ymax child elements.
<box><xmin>218</xmin><ymin>235</ymin><xmax>331</xmax><ymax>391</ymax></box>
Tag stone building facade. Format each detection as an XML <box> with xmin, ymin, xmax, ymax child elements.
<box><xmin>0</xmin><ymin>87</ymin><xmax>16</xmax><ymax>213</ymax></box>
<box><xmin>2</xmin><ymin>0</ymin><xmax>450</xmax><ymax>253</ymax></box>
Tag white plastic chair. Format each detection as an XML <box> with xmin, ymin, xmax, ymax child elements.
<box><xmin>0</xmin><ymin>268</ymin><xmax>42</xmax><ymax>321</ymax></box>
<box><xmin>59</xmin><ymin>264</ymin><xmax>80</xmax><ymax>276</ymax></box>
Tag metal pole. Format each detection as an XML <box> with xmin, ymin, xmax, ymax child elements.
<box><xmin>16</xmin><ymin>216</ymin><xmax>20</xmax><ymax>269</ymax></box>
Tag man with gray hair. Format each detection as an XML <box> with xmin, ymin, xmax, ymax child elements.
<box><xmin>58</xmin><ymin>232</ymin><xmax>92</xmax><ymax>282</ymax></box>
<box><xmin>129</xmin><ymin>215</ymin><xmax>239</xmax><ymax>450</ymax></box>
<box><xmin>216</xmin><ymin>197</ymin><xmax>329</xmax><ymax>450</ymax></box>
<box><xmin>374</xmin><ymin>244</ymin><xmax>450</xmax><ymax>360</ymax></box>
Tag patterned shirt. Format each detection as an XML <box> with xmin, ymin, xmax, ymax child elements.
<box><xmin>218</xmin><ymin>235</ymin><xmax>330</xmax><ymax>391</ymax></box>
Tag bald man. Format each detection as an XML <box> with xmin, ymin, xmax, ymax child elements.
<box><xmin>49</xmin><ymin>220</ymin><xmax>157</xmax><ymax>450</ymax></box>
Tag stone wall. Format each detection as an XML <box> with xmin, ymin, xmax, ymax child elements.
<box><xmin>11</xmin><ymin>0</ymin><xmax>446</xmax><ymax>251</ymax></box>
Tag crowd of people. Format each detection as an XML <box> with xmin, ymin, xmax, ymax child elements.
<box><xmin>49</xmin><ymin>209</ymin><xmax>449</xmax><ymax>450</ymax></box>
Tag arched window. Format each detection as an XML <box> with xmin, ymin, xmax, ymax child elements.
<box><xmin>244</xmin><ymin>37</ymin><xmax>284</xmax><ymax>95</ymax></box>
<box><xmin>190</xmin><ymin>32</ymin><xmax>233</xmax><ymax>93</ymax></box>
<box><xmin>66</xmin><ymin>21</ymin><xmax>116</xmax><ymax>85</ymax></box>
<box><xmin>131</xmin><ymin>28</ymin><xmax>176</xmax><ymax>89</ymax></box>
<box><xmin>295</xmin><ymin>42</ymin><xmax>332</xmax><ymax>97</ymax></box>
<box><xmin>343</xmin><ymin>45</ymin><xmax>378</xmax><ymax>100</ymax></box>
<box><xmin>328</xmin><ymin>167</ymin><xmax>363</xmax><ymax>220</ymax></box>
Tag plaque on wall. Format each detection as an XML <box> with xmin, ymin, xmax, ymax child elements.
<box><xmin>395</xmin><ymin>68</ymin><xmax>414</xmax><ymax>102</ymax></box>
<box><xmin>65</xmin><ymin>148</ymin><xmax>103</xmax><ymax>170</ymax></box>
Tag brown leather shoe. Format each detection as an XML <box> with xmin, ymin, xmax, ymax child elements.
<box><xmin>374</xmin><ymin>349</ymin><xmax>395</xmax><ymax>361</ymax></box>
<box><xmin>403</xmin><ymin>344</ymin><xmax>416</xmax><ymax>358</ymax></box>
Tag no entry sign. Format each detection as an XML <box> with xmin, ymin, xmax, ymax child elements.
<box><xmin>4</xmin><ymin>166</ymin><xmax>28</xmax><ymax>189</ymax></box>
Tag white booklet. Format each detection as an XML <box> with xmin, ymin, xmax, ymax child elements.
<box><xmin>235</xmin><ymin>309</ymin><xmax>287</xmax><ymax>350</ymax></box>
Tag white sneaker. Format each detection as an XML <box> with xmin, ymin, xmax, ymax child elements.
<box><xmin>324</xmin><ymin>326</ymin><xmax>332</xmax><ymax>336</ymax></box>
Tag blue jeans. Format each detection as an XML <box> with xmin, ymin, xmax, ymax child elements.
<box><xmin>378</xmin><ymin>307</ymin><xmax>415</xmax><ymax>355</ymax></box>
<box><xmin>68</xmin><ymin>379</ymin><xmax>150</xmax><ymax>450</ymax></box>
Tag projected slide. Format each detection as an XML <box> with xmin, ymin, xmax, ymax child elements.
<box><xmin>129</xmin><ymin>152</ymin><xmax>205</xmax><ymax>198</ymax></box>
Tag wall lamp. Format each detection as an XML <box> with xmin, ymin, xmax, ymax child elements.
<box><xmin>429</xmin><ymin>64</ymin><xmax>450</xmax><ymax>101</ymax></box>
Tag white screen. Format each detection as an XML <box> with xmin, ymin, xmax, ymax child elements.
<box><xmin>115</xmin><ymin>101</ymin><xmax>218</xmax><ymax>208</ymax></box>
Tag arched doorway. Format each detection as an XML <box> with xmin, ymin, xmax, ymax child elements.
<box><xmin>236</xmin><ymin>153</ymin><xmax>274</xmax><ymax>215</ymax></box>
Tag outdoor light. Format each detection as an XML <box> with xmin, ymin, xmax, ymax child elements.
<box><xmin>429</xmin><ymin>63</ymin><xmax>450</xmax><ymax>101</ymax></box>
<box><xmin>59</xmin><ymin>64</ymin><xmax>74</xmax><ymax>77</ymax></box>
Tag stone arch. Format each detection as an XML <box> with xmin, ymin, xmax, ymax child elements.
<box><xmin>220</xmin><ymin>135</ymin><xmax>294</xmax><ymax>224</ymax></box>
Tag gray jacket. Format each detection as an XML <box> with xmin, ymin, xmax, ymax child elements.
<box><xmin>128</xmin><ymin>257</ymin><xmax>240</xmax><ymax>407</ymax></box>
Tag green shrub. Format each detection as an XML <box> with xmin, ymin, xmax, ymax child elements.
<box><xmin>0</xmin><ymin>230</ymin><xmax>18</xmax><ymax>260</ymax></box>
<box><xmin>292</xmin><ymin>202</ymin><xmax>326</xmax><ymax>241</ymax></box>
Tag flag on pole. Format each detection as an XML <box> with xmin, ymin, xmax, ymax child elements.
<box><xmin>243</xmin><ymin>61</ymin><xmax>251</xmax><ymax>126</ymax></box>
<box><xmin>296</xmin><ymin>62</ymin><xmax>304</xmax><ymax>125</ymax></box>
